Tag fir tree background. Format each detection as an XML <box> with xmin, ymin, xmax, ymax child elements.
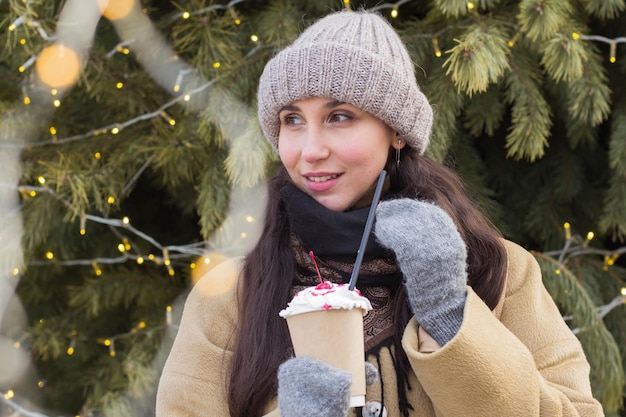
<box><xmin>1</xmin><ymin>0</ymin><xmax>626</xmax><ymax>416</ymax></box>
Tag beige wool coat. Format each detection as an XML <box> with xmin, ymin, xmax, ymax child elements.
<box><xmin>156</xmin><ymin>240</ymin><xmax>604</xmax><ymax>416</ymax></box>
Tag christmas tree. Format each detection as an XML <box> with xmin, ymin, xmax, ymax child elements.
<box><xmin>1</xmin><ymin>0</ymin><xmax>625</xmax><ymax>416</ymax></box>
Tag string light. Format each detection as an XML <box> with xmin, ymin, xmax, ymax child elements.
<box><xmin>432</xmin><ymin>38</ymin><xmax>442</xmax><ymax>57</ymax></box>
<box><xmin>574</xmin><ymin>33</ymin><xmax>626</xmax><ymax>63</ymax></box>
<box><xmin>168</xmin><ymin>0</ymin><xmax>246</xmax><ymax>20</ymax></box>
<box><xmin>563</xmin><ymin>222</ymin><xmax>571</xmax><ymax>240</ymax></box>
<box><xmin>508</xmin><ymin>33</ymin><xmax>520</xmax><ymax>47</ymax></box>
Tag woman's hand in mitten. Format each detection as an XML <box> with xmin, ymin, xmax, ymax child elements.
<box><xmin>278</xmin><ymin>357</ymin><xmax>351</xmax><ymax>417</ymax></box>
<box><xmin>373</xmin><ymin>198</ymin><xmax>468</xmax><ymax>346</ymax></box>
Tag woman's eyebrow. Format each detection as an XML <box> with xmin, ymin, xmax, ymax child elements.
<box><xmin>325</xmin><ymin>100</ymin><xmax>345</xmax><ymax>108</ymax></box>
<box><xmin>279</xmin><ymin>104</ymin><xmax>299</xmax><ymax>112</ymax></box>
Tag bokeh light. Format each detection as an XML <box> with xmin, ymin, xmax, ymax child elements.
<box><xmin>97</xmin><ymin>0</ymin><xmax>136</xmax><ymax>21</ymax></box>
<box><xmin>35</xmin><ymin>43</ymin><xmax>81</xmax><ymax>89</ymax></box>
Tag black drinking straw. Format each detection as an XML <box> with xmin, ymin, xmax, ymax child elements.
<box><xmin>348</xmin><ymin>170</ymin><xmax>387</xmax><ymax>291</ymax></box>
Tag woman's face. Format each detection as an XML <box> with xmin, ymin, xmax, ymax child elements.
<box><xmin>278</xmin><ymin>97</ymin><xmax>400</xmax><ymax>212</ymax></box>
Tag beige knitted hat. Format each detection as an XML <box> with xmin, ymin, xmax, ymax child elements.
<box><xmin>257</xmin><ymin>10</ymin><xmax>433</xmax><ymax>155</ymax></box>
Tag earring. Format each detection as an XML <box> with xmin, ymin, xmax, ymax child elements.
<box><xmin>395</xmin><ymin>139</ymin><xmax>401</xmax><ymax>167</ymax></box>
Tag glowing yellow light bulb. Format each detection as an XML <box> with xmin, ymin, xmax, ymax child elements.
<box><xmin>12</xmin><ymin>268</ymin><xmax>19</xmax><ymax>276</ymax></box>
<box><xmin>23</xmin><ymin>96</ymin><xmax>31</xmax><ymax>105</ymax></box>
<box><xmin>18</xmin><ymin>66</ymin><xmax>25</xmax><ymax>72</ymax></box>
<box><xmin>621</xmin><ymin>287</ymin><xmax>626</xmax><ymax>296</ymax></box>
<box><xmin>67</xmin><ymin>346</ymin><xmax>75</xmax><ymax>355</ymax></box>
<box><xmin>190</xmin><ymin>262</ymin><xmax>197</xmax><ymax>269</ymax></box>
<box><xmin>103</xmin><ymin>339</ymin><xmax>111</xmax><ymax>346</ymax></box>
<box><xmin>20</xmin><ymin>38</ymin><xmax>26</xmax><ymax>45</ymax></box>
<box><xmin>50</xmin><ymin>126</ymin><xmax>57</xmax><ymax>135</ymax></box>
<box><xmin>182</xmin><ymin>11</ymin><xmax>190</xmax><ymax>19</ymax></box>
<box><xmin>245</xmin><ymin>215</ymin><xmax>254</xmax><ymax>223</ymax></box>
<box><xmin>173</xmin><ymin>84</ymin><xmax>180</xmax><ymax>92</ymax></box>
<box><xmin>29</xmin><ymin>190</ymin><xmax>36</xmax><ymax>197</ymax></box>
<box><xmin>563</xmin><ymin>222</ymin><xmax>571</xmax><ymax>240</ymax></box>
<box><xmin>391</xmin><ymin>9</ymin><xmax>398</xmax><ymax>18</ymax></box>
<box><xmin>432</xmin><ymin>38</ymin><xmax>442</xmax><ymax>58</ymax></box>
<box><xmin>467</xmin><ymin>2</ymin><xmax>475</xmax><ymax>10</ymax></box>
<box><xmin>37</xmin><ymin>176</ymin><xmax>46</xmax><ymax>184</ymax></box>
<box><xmin>53</xmin><ymin>99</ymin><xmax>61</xmax><ymax>107</ymax></box>
<box><xmin>122</xmin><ymin>216</ymin><xmax>130</xmax><ymax>225</ymax></box>
<box><xmin>148</xmin><ymin>254</ymin><xmax>155</xmax><ymax>260</ymax></box>
<box><xmin>610</xmin><ymin>42</ymin><xmax>616</xmax><ymax>64</ymax></box>
<box><xmin>51</xmin><ymin>88</ymin><xmax>58</xmax><ymax>96</ymax></box>
<box><xmin>204</xmin><ymin>257</ymin><xmax>211</xmax><ymax>265</ymax></box>
<box><xmin>37</xmin><ymin>381</ymin><xmax>45</xmax><ymax>388</ymax></box>
<box><xmin>9</xmin><ymin>24</ymin><xmax>16</xmax><ymax>31</ymax></box>
<box><xmin>250</xmin><ymin>34</ymin><xmax>258</xmax><ymax>42</ymax></box>
<box><xmin>116</xmin><ymin>82</ymin><xmax>124</xmax><ymax>89</ymax></box>
<box><xmin>184</xmin><ymin>94</ymin><xmax>191</xmax><ymax>101</ymax></box>
<box><xmin>94</xmin><ymin>152</ymin><xmax>101</xmax><ymax>159</ymax></box>
<box><xmin>107</xmin><ymin>196</ymin><xmax>115</xmax><ymax>204</ymax></box>
<box><xmin>80</xmin><ymin>228</ymin><xmax>86</xmax><ymax>236</ymax></box>
<box><xmin>213</xmin><ymin>62</ymin><xmax>221</xmax><ymax>68</ymax></box>
<box><xmin>235</xmin><ymin>19</ymin><xmax>241</xmax><ymax>24</ymax></box>
<box><xmin>138</xmin><ymin>321</ymin><xmax>146</xmax><ymax>329</ymax></box>
<box><xmin>4</xmin><ymin>389</ymin><xmax>14</xmax><ymax>400</ymax></box>
<box><xmin>572</xmin><ymin>32</ymin><xmax>580</xmax><ymax>40</ymax></box>
<box><xmin>111</xmin><ymin>127</ymin><xmax>120</xmax><ymax>134</ymax></box>
<box><xmin>45</xmin><ymin>251</ymin><xmax>54</xmax><ymax>260</ymax></box>
<box><xmin>555</xmin><ymin>269</ymin><xmax>561</xmax><ymax>275</ymax></box>
<box><xmin>136</xmin><ymin>256</ymin><xmax>144</xmax><ymax>264</ymax></box>
<box><xmin>586</xmin><ymin>231</ymin><xmax>594</xmax><ymax>241</ymax></box>
<box><xmin>117</xmin><ymin>243</ymin><xmax>125</xmax><ymax>252</ymax></box>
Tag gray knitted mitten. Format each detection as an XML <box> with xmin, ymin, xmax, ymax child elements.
<box><xmin>278</xmin><ymin>357</ymin><xmax>351</xmax><ymax>417</ymax></box>
<box><xmin>374</xmin><ymin>198</ymin><xmax>468</xmax><ymax>346</ymax></box>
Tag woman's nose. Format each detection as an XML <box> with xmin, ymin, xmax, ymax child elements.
<box><xmin>301</xmin><ymin>129</ymin><xmax>330</xmax><ymax>162</ymax></box>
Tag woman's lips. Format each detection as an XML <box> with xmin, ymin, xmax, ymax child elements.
<box><xmin>304</xmin><ymin>173</ymin><xmax>341</xmax><ymax>192</ymax></box>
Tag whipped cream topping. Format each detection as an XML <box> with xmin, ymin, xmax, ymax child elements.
<box><xmin>279</xmin><ymin>281</ymin><xmax>373</xmax><ymax>318</ymax></box>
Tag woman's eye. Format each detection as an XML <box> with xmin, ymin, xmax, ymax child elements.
<box><xmin>329</xmin><ymin>112</ymin><xmax>352</xmax><ymax>123</ymax></box>
<box><xmin>281</xmin><ymin>114</ymin><xmax>302</xmax><ymax>126</ymax></box>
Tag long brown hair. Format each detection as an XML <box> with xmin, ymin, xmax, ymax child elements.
<box><xmin>227</xmin><ymin>147</ymin><xmax>507</xmax><ymax>417</ymax></box>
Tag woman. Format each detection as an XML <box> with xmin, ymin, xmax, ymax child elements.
<box><xmin>156</xmin><ymin>9</ymin><xmax>603</xmax><ymax>417</ymax></box>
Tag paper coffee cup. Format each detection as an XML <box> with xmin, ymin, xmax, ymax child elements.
<box><xmin>285</xmin><ymin>308</ymin><xmax>366</xmax><ymax>407</ymax></box>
